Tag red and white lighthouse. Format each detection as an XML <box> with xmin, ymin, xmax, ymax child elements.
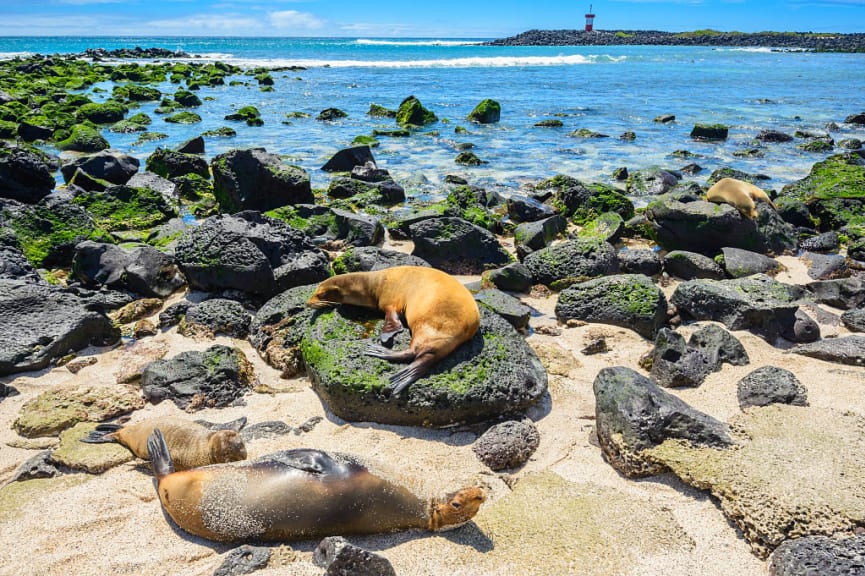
<box><xmin>585</xmin><ymin>4</ymin><xmax>596</xmax><ymax>32</ymax></box>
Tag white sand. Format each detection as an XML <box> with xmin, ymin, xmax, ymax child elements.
<box><xmin>0</xmin><ymin>252</ymin><xmax>861</xmax><ymax>576</ymax></box>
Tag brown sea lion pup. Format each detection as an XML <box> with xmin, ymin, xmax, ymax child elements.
<box><xmin>706</xmin><ymin>177</ymin><xmax>778</xmax><ymax>220</ymax></box>
<box><xmin>82</xmin><ymin>416</ymin><xmax>247</xmax><ymax>470</ymax></box>
<box><xmin>307</xmin><ymin>266</ymin><xmax>481</xmax><ymax>395</ymax></box>
<box><xmin>147</xmin><ymin>429</ymin><xmax>486</xmax><ymax>542</ymax></box>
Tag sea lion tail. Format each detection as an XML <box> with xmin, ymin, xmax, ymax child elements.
<box><xmin>80</xmin><ymin>424</ymin><xmax>122</xmax><ymax>444</ymax></box>
<box><xmin>147</xmin><ymin>429</ymin><xmax>175</xmax><ymax>480</ymax></box>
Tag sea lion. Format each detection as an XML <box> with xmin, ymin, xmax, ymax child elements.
<box><xmin>706</xmin><ymin>177</ymin><xmax>778</xmax><ymax>220</ymax></box>
<box><xmin>147</xmin><ymin>429</ymin><xmax>486</xmax><ymax>542</ymax></box>
<box><xmin>307</xmin><ymin>266</ymin><xmax>481</xmax><ymax>395</ymax></box>
<box><xmin>82</xmin><ymin>416</ymin><xmax>247</xmax><ymax>470</ymax></box>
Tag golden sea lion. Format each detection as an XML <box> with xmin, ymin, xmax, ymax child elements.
<box><xmin>307</xmin><ymin>266</ymin><xmax>481</xmax><ymax>395</ymax></box>
<box><xmin>82</xmin><ymin>416</ymin><xmax>247</xmax><ymax>470</ymax></box>
<box><xmin>147</xmin><ymin>429</ymin><xmax>486</xmax><ymax>542</ymax></box>
<box><xmin>706</xmin><ymin>177</ymin><xmax>778</xmax><ymax>220</ymax></box>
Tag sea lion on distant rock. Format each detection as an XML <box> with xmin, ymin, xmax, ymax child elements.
<box><xmin>307</xmin><ymin>266</ymin><xmax>481</xmax><ymax>395</ymax></box>
<box><xmin>706</xmin><ymin>177</ymin><xmax>777</xmax><ymax>220</ymax></box>
<box><xmin>147</xmin><ymin>429</ymin><xmax>486</xmax><ymax>542</ymax></box>
<box><xmin>82</xmin><ymin>416</ymin><xmax>247</xmax><ymax>470</ymax></box>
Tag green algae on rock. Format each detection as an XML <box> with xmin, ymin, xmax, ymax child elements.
<box><xmin>466</xmin><ymin>99</ymin><xmax>501</xmax><ymax>124</ymax></box>
<box><xmin>50</xmin><ymin>422</ymin><xmax>134</xmax><ymax>474</ymax></box>
<box><xmin>71</xmin><ymin>185</ymin><xmax>177</xmax><ymax>232</ymax></box>
<box><xmin>13</xmin><ymin>384</ymin><xmax>144</xmax><ymax>438</ymax></box>
<box><xmin>395</xmin><ymin>95</ymin><xmax>437</xmax><ymax>127</ymax></box>
<box><xmin>56</xmin><ymin>124</ymin><xmax>109</xmax><ymax>152</ymax></box>
<box><xmin>647</xmin><ymin>405</ymin><xmax>865</xmax><ymax>558</ymax></box>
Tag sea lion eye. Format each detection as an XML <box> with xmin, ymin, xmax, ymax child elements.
<box><xmin>451</xmin><ymin>501</ymin><xmax>461</xmax><ymax>509</ymax></box>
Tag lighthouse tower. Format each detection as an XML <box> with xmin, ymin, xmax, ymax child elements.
<box><xmin>585</xmin><ymin>4</ymin><xmax>596</xmax><ymax>32</ymax></box>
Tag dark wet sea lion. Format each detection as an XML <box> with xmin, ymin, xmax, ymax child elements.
<box><xmin>307</xmin><ymin>266</ymin><xmax>480</xmax><ymax>394</ymax></box>
<box><xmin>82</xmin><ymin>416</ymin><xmax>247</xmax><ymax>470</ymax></box>
<box><xmin>147</xmin><ymin>429</ymin><xmax>486</xmax><ymax>542</ymax></box>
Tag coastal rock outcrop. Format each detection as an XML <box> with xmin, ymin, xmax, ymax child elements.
<box><xmin>211</xmin><ymin>148</ymin><xmax>313</xmax><ymax>213</ymax></box>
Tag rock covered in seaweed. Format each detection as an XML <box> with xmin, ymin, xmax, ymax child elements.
<box><xmin>211</xmin><ymin>147</ymin><xmax>313</xmax><ymax>213</ymax></box>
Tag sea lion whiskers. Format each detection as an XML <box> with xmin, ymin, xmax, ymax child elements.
<box><xmin>427</xmin><ymin>487</ymin><xmax>487</xmax><ymax>531</ymax></box>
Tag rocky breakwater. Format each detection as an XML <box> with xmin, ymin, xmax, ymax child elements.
<box><xmin>486</xmin><ymin>29</ymin><xmax>865</xmax><ymax>52</ymax></box>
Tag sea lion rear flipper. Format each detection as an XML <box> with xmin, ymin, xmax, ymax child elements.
<box><xmin>380</xmin><ymin>307</ymin><xmax>405</xmax><ymax>346</ymax></box>
<box><xmin>147</xmin><ymin>429</ymin><xmax>176</xmax><ymax>480</ymax></box>
<box><xmin>365</xmin><ymin>343</ymin><xmax>415</xmax><ymax>362</ymax></box>
<box><xmin>80</xmin><ymin>429</ymin><xmax>119</xmax><ymax>444</ymax></box>
<box><xmin>388</xmin><ymin>354</ymin><xmax>435</xmax><ymax>396</ymax></box>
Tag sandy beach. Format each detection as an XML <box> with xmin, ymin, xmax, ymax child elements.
<box><xmin>2</xmin><ymin>237</ymin><xmax>862</xmax><ymax>576</ymax></box>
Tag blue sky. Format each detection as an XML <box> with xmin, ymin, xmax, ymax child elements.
<box><xmin>1</xmin><ymin>0</ymin><xmax>863</xmax><ymax>37</ymax></box>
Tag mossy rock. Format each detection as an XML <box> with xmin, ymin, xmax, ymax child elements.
<box><xmin>395</xmin><ymin>95</ymin><xmax>437</xmax><ymax>127</ymax></box>
<box><xmin>367</xmin><ymin>103</ymin><xmax>396</xmax><ymax>118</ymax></box>
<box><xmin>352</xmin><ymin>134</ymin><xmax>380</xmax><ymax>148</ymax></box>
<box><xmin>56</xmin><ymin>124</ymin><xmax>109</xmax><ymax>152</ymax></box>
<box><xmin>50</xmin><ymin>422</ymin><xmax>134</xmax><ymax>473</ymax></box>
<box><xmin>455</xmin><ymin>151</ymin><xmax>485</xmax><ymax>166</ymax></box>
<box><xmin>71</xmin><ymin>185</ymin><xmax>177</xmax><ymax>232</ymax></box>
<box><xmin>7</xmin><ymin>199</ymin><xmax>112</xmax><ymax>267</ymax></box>
<box><xmin>780</xmin><ymin>153</ymin><xmax>865</xmax><ymax>231</ymax></box>
<box><xmin>202</xmin><ymin>126</ymin><xmax>237</xmax><ymax>137</ymax></box>
<box><xmin>164</xmin><ymin>111</ymin><xmax>202</xmax><ymax>124</ymax></box>
<box><xmin>173</xmin><ymin>89</ymin><xmax>202</xmax><ymax>107</ymax></box>
<box><xmin>13</xmin><ymin>383</ymin><xmax>144</xmax><ymax>438</ymax></box>
<box><xmin>225</xmin><ymin>105</ymin><xmax>262</xmax><ymax>125</ymax></box>
<box><xmin>112</xmin><ymin>84</ymin><xmax>161</xmax><ymax>102</ymax></box>
<box><xmin>303</xmin><ymin>306</ymin><xmax>547</xmax><ymax>427</ymax></box>
<box><xmin>534</xmin><ymin>119</ymin><xmax>563</xmax><ymax>127</ymax></box>
<box><xmin>76</xmin><ymin>100</ymin><xmax>127</xmax><ymax>124</ymax></box>
<box><xmin>690</xmin><ymin>123</ymin><xmax>729</xmax><ymax>141</ymax></box>
<box><xmin>467</xmin><ymin>99</ymin><xmax>501</xmax><ymax>124</ymax></box>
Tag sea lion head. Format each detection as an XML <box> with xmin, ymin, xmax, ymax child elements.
<box><xmin>208</xmin><ymin>430</ymin><xmax>247</xmax><ymax>464</ymax></box>
<box><xmin>428</xmin><ymin>486</ymin><xmax>486</xmax><ymax>531</ymax></box>
<box><xmin>307</xmin><ymin>274</ymin><xmax>374</xmax><ymax>309</ymax></box>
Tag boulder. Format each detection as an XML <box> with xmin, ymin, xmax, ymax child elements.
<box><xmin>50</xmin><ymin>422</ymin><xmax>133</xmax><ymax>473</ymax></box>
<box><xmin>140</xmin><ymin>344</ymin><xmax>255</xmax><ymax>411</ymax></box>
<box><xmin>70</xmin><ymin>184</ymin><xmax>177</xmax><ymax>232</ymax></box>
<box><xmin>649</xmin><ymin>328</ymin><xmax>713</xmax><ymax>388</ymax></box>
<box><xmin>770</xmin><ymin>535</ymin><xmax>865</xmax><ymax>576</ymax></box>
<box><xmin>175</xmin><ymin>212</ymin><xmax>330</xmax><ymax>298</ymax></box>
<box><xmin>798</xmin><ymin>231</ymin><xmax>840</xmax><ymax>253</ymax></box>
<box><xmin>13</xmin><ymin>383</ymin><xmax>143</xmax><ymax>438</ymax></box>
<box><xmin>467</xmin><ymin>99</ymin><xmax>501</xmax><ymax>124</ymax></box>
<box><xmin>690</xmin><ymin>123</ymin><xmax>728</xmax><ymax>141</ymax></box>
<box><xmin>473</xmin><ymin>420</ymin><xmax>540</xmax><ymax>470</ymax></box>
<box><xmin>555</xmin><ymin>274</ymin><xmax>667</xmax><ymax>339</ymax></box>
<box><xmin>321</xmin><ymin>145</ymin><xmax>374</xmax><ymax>172</ymax></box>
<box><xmin>523</xmin><ymin>239</ymin><xmax>619</xmax><ymax>288</ymax></box>
<box><xmin>474</xmin><ymin>288</ymin><xmax>532</xmax><ymax>331</ymax></box>
<box><xmin>126</xmin><ymin>172</ymin><xmax>178</xmax><ymax>204</ymax></box>
<box><xmin>482</xmin><ymin>262</ymin><xmax>534</xmax><ymax>293</ymax></box>
<box><xmin>626</xmin><ymin>167</ymin><xmax>679</xmax><ymax>196</ymax></box>
<box><xmin>395</xmin><ymin>95</ymin><xmax>437</xmax><ymax>127</ymax></box>
<box><xmin>793</xmin><ymin>335</ymin><xmax>865</xmax><ymax>365</ymax></box>
<box><xmin>779</xmin><ymin>152</ymin><xmax>865</xmax><ymax>232</ymax></box>
<box><xmin>803</xmin><ymin>251</ymin><xmax>847</xmax><ymax>280</ymax></box>
<box><xmin>145</xmin><ymin>147</ymin><xmax>209</xmax><ymax>180</ymax></box>
<box><xmin>577</xmin><ymin>212</ymin><xmax>625</xmax><ymax>244</ymax></box>
<box><xmin>534</xmin><ymin>175</ymin><xmax>634</xmax><ymax>223</ymax></box>
<box><xmin>507</xmin><ymin>195</ymin><xmax>557</xmax><ymax>223</ymax></box>
<box><xmin>180</xmin><ymin>298</ymin><xmax>251</xmax><ymax>339</ymax></box>
<box><xmin>737</xmin><ymin>366</ymin><xmax>808</xmax><ymax>408</ymax></box>
<box><xmin>313</xmin><ymin>537</ymin><xmax>395</xmax><ymax>576</ymax></box>
<box><xmin>663</xmin><ymin>250</ymin><xmax>725</xmax><ymax>280</ymax></box>
<box><xmin>840</xmin><ymin>308</ymin><xmax>865</xmax><ymax>332</ymax></box>
<box><xmin>594</xmin><ymin>366</ymin><xmax>732</xmax><ymax>478</ymax></box>
<box><xmin>513</xmin><ymin>215</ymin><xmax>567</xmax><ymax>258</ymax></box>
<box><xmin>0</xmin><ymin>280</ymin><xmax>121</xmax><ymax>376</ymax></box>
<box><xmin>316</xmin><ymin>108</ymin><xmax>348</xmax><ymax>121</ymax></box>
<box><xmin>645</xmin><ymin>198</ymin><xmax>797</xmax><ymax>255</ymax></box>
<box><xmin>331</xmin><ymin>208</ymin><xmax>384</xmax><ymax>247</ymax></box>
<box><xmin>617</xmin><ymin>249</ymin><xmax>662</xmax><ymax>276</ymax></box>
<box><xmin>410</xmin><ymin>217</ymin><xmax>511</xmax><ymax>274</ymax></box>
<box><xmin>0</xmin><ymin>244</ymin><xmax>43</xmax><ymax>284</ymax></box>
<box><xmin>56</xmin><ymin>124</ymin><xmax>109</xmax><ymax>152</ymax></box>
<box><xmin>720</xmin><ymin>247</ymin><xmax>781</xmax><ymax>278</ymax></box>
<box><xmin>756</xmin><ymin>129</ymin><xmax>793</xmax><ymax>143</ymax></box>
<box><xmin>60</xmin><ymin>151</ymin><xmax>139</xmax><ymax>185</ymax></box>
<box><xmin>0</xmin><ymin>146</ymin><xmax>56</xmax><ymax>203</ymax></box>
<box><xmin>213</xmin><ymin>545</ymin><xmax>271</xmax><ymax>576</ymax></box>
<box><xmin>687</xmin><ymin>323</ymin><xmax>750</xmax><ymax>370</ymax></box>
<box><xmin>211</xmin><ymin>148</ymin><xmax>312</xmax><ymax>213</ymax></box>
<box><xmin>805</xmin><ymin>277</ymin><xmax>865</xmax><ymax>309</ymax></box>
<box><xmin>670</xmin><ymin>275</ymin><xmax>813</xmax><ymax>341</ymax></box>
<box><xmin>72</xmin><ymin>241</ymin><xmax>185</xmax><ymax>298</ymax></box>
<box><xmin>175</xmin><ymin>135</ymin><xmax>204</xmax><ymax>154</ymax></box>
<box><xmin>303</xmin><ymin>304</ymin><xmax>547</xmax><ymax>427</ymax></box>
<box><xmin>331</xmin><ymin>246</ymin><xmax>429</xmax><ymax>273</ymax></box>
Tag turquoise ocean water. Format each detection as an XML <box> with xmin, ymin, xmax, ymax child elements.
<box><xmin>2</xmin><ymin>36</ymin><xmax>864</xmax><ymax>199</ymax></box>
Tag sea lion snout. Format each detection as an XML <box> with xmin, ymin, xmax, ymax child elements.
<box><xmin>430</xmin><ymin>486</ymin><xmax>487</xmax><ymax>531</ymax></box>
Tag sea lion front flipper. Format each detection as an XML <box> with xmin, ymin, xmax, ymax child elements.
<box><xmin>147</xmin><ymin>429</ymin><xmax>175</xmax><ymax>480</ymax></box>
<box><xmin>380</xmin><ymin>306</ymin><xmax>405</xmax><ymax>346</ymax></box>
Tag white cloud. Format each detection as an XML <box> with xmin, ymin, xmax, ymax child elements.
<box><xmin>268</xmin><ymin>9</ymin><xmax>325</xmax><ymax>29</ymax></box>
<box><xmin>146</xmin><ymin>13</ymin><xmax>260</xmax><ymax>32</ymax></box>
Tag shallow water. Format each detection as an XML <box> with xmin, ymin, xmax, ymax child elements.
<box><xmin>3</xmin><ymin>37</ymin><xmax>864</xmax><ymax>199</ymax></box>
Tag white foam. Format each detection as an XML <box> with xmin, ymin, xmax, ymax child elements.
<box><xmin>355</xmin><ymin>39</ymin><xmax>483</xmax><ymax>46</ymax></box>
<box><xmin>176</xmin><ymin>53</ymin><xmax>624</xmax><ymax>69</ymax></box>
<box><xmin>0</xmin><ymin>52</ymin><xmax>34</xmax><ymax>60</ymax></box>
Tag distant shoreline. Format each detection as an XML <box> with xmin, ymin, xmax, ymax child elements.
<box><xmin>486</xmin><ymin>29</ymin><xmax>865</xmax><ymax>52</ymax></box>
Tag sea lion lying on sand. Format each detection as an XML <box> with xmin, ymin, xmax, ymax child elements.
<box><xmin>147</xmin><ymin>429</ymin><xmax>486</xmax><ymax>542</ymax></box>
<box><xmin>706</xmin><ymin>177</ymin><xmax>777</xmax><ymax>220</ymax></box>
<box><xmin>307</xmin><ymin>266</ymin><xmax>480</xmax><ymax>395</ymax></box>
<box><xmin>82</xmin><ymin>416</ymin><xmax>247</xmax><ymax>470</ymax></box>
